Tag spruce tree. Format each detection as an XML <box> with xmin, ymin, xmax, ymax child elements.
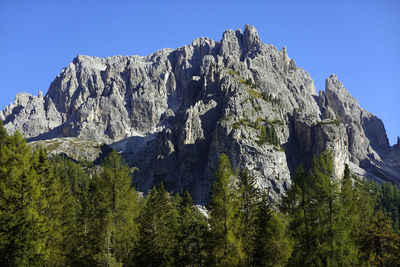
<box><xmin>51</xmin><ymin>155</ymin><xmax>91</xmax><ymax>266</ymax></box>
<box><xmin>31</xmin><ymin>147</ymin><xmax>70</xmax><ymax>266</ymax></box>
<box><xmin>360</xmin><ymin>210</ymin><xmax>400</xmax><ymax>266</ymax></box>
<box><xmin>377</xmin><ymin>182</ymin><xmax>400</xmax><ymax>230</ymax></box>
<box><xmin>283</xmin><ymin>152</ymin><xmax>361</xmax><ymax>266</ymax></box>
<box><xmin>309</xmin><ymin>151</ymin><xmax>341</xmax><ymax>266</ymax></box>
<box><xmin>208</xmin><ymin>153</ymin><xmax>244</xmax><ymax>266</ymax></box>
<box><xmin>0</xmin><ymin>129</ymin><xmax>48</xmax><ymax>266</ymax></box>
<box><xmin>0</xmin><ymin>120</ymin><xmax>7</xmax><ymax>143</ymax></box>
<box><xmin>135</xmin><ymin>184</ymin><xmax>178</xmax><ymax>266</ymax></box>
<box><xmin>354</xmin><ymin>179</ymin><xmax>375</xmax><ymax>235</ymax></box>
<box><xmin>253</xmin><ymin>192</ymin><xmax>293</xmax><ymax>267</ymax></box>
<box><xmin>176</xmin><ymin>191</ymin><xmax>208</xmax><ymax>266</ymax></box>
<box><xmin>237</xmin><ymin>168</ymin><xmax>259</xmax><ymax>265</ymax></box>
<box><xmin>281</xmin><ymin>165</ymin><xmax>314</xmax><ymax>265</ymax></box>
<box><xmin>104</xmin><ymin>151</ymin><xmax>140</xmax><ymax>265</ymax></box>
<box><xmin>89</xmin><ymin>150</ymin><xmax>140</xmax><ymax>266</ymax></box>
<box><xmin>337</xmin><ymin>163</ymin><xmax>360</xmax><ymax>265</ymax></box>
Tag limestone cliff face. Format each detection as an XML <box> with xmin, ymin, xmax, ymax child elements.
<box><xmin>1</xmin><ymin>25</ymin><xmax>398</xmax><ymax>203</ymax></box>
<box><xmin>323</xmin><ymin>74</ymin><xmax>389</xmax><ymax>164</ymax></box>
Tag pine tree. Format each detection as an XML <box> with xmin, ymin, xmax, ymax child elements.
<box><xmin>89</xmin><ymin>150</ymin><xmax>140</xmax><ymax>266</ymax></box>
<box><xmin>360</xmin><ymin>210</ymin><xmax>400</xmax><ymax>266</ymax></box>
<box><xmin>208</xmin><ymin>153</ymin><xmax>244</xmax><ymax>266</ymax></box>
<box><xmin>378</xmin><ymin>182</ymin><xmax>400</xmax><ymax>230</ymax></box>
<box><xmin>105</xmin><ymin>151</ymin><xmax>140</xmax><ymax>265</ymax></box>
<box><xmin>51</xmin><ymin>155</ymin><xmax>91</xmax><ymax>266</ymax></box>
<box><xmin>283</xmin><ymin>152</ymin><xmax>361</xmax><ymax>266</ymax></box>
<box><xmin>281</xmin><ymin>164</ymin><xmax>314</xmax><ymax>265</ymax></box>
<box><xmin>0</xmin><ymin>120</ymin><xmax>7</xmax><ymax>143</ymax></box>
<box><xmin>237</xmin><ymin>168</ymin><xmax>259</xmax><ymax>265</ymax></box>
<box><xmin>253</xmin><ymin>192</ymin><xmax>293</xmax><ymax>267</ymax></box>
<box><xmin>354</xmin><ymin>179</ymin><xmax>375</xmax><ymax>234</ymax></box>
<box><xmin>337</xmin><ymin>163</ymin><xmax>361</xmax><ymax>265</ymax></box>
<box><xmin>135</xmin><ymin>183</ymin><xmax>178</xmax><ymax>266</ymax></box>
<box><xmin>309</xmin><ymin>151</ymin><xmax>342</xmax><ymax>266</ymax></box>
<box><xmin>31</xmin><ymin>147</ymin><xmax>67</xmax><ymax>266</ymax></box>
<box><xmin>176</xmin><ymin>191</ymin><xmax>208</xmax><ymax>266</ymax></box>
<box><xmin>0</xmin><ymin>129</ymin><xmax>49</xmax><ymax>266</ymax></box>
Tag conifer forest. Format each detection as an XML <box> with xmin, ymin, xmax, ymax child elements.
<box><xmin>1</xmin><ymin>121</ymin><xmax>400</xmax><ymax>266</ymax></box>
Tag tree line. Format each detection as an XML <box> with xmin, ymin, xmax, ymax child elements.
<box><xmin>0</xmin><ymin>121</ymin><xmax>399</xmax><ymax>266</ymax></box>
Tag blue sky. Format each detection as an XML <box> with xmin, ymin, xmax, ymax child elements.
<box><xmin>1</xmin><ymin>0</ymin><xmax>399</xmax><ymax>144</ymax></box>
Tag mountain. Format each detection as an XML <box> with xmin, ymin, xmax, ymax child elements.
<box><xmin>1</xmin><ymin>25</ymin><xmax>399</xmax><ymax>204</ymax></box>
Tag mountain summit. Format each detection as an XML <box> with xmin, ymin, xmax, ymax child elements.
<box><xmin>1</xmin><ymin>25</ymin><xmax>399</xmax><ymax>203</ymax></box>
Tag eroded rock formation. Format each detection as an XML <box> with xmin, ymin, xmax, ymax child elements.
<box><xmin>2</xmin><ymin>25</ymin><xmax>398</xmax><ymax>203</ymax></box>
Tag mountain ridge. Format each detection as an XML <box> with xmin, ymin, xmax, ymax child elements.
<box><xmin>1</xmin><ymin>24</ymin><xmax>399</xmax><ymax>203</ymax></box>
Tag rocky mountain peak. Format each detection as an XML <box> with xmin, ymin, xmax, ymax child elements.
<box><xmin>243</xmin><ymin>24</ymin><xmax>262</xmax><ymax>53</ymax></box>
<box><xmin>323</xmin><ymin>74</ymin><xmax>390</xmax><ymax>160</ymax></box>
<box><xmin>325</xmin><ymin>74</ymin><xmax>360</xmax><ymax>122</ymax></box>
<box><xmin>1</xmin><ymin>25</ymin><xmax>398</xmax><ymax>203</ymax></box>
<box><xmin>14</xmin><ymin>92</ymin><xmax>33</xmax><ymax>107</ymax></box>
<box><xmin>219</xmin><ymin>24</ymin><xmax>263</xmax><ymax>59</ymax></box>
<box><xmin>220</xmin><ymin>29</ymin><xmax>242</xmax><ymax>59</ymax></box>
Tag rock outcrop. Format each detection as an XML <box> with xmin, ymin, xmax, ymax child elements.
<box><xmin>29</xmin><ymin>137</ymin><xmax>110</xmax><ymax>163</ymax></box>
<box><xmin>323</xmin><ymin>74</ymin><xmax>390</xmax><ymax>164</ymax></box>
<box><xmin>2</xmin><ymin>25</ymin><xmax>398</xmax><ymax>204</ymax></box>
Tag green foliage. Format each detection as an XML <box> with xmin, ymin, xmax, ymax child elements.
<box><xmin>135</xmin><ymin>184</ymin><xmax>178</xmax><ymax>266</ymax></box>
<box><xmin>50</xmin><ymin>155</ymin><xmax>91</xmax><ymax>265</ymax></box>
<box><xmin>244</xmin><ymin>77</ymin><xmax>257</xmax><ymax>88</ymax></box>
<box><xmin>243</xmin><ymin>79</ymin><xmax>280</xmax><ymax>106</ymax></box>
<box><xmin>270</xmin><ymin>118</ymin><xmax>285</xmax><ymax>125</ymax></box>
<box><xmin>256</xmin><ymin>124</ymin><xmax>280</xmax><ymax>147</ymax></box>
<box><xmin>359</xmin><ymin>210</ymin><xmax>400</xmax><ymax>266</ymax></box>
<box><xmin>226</xmin><ymin>68</ymin><xmax>240</xmax><ymax>77</ymax></box>
<box><xmin>232</xmin><ymin>116</ymin><xmax>282</xmax><ymax>149</ymax></box>
<box><xmin>281</xmin><ymin>165</ymin><xmax>314</xmax><ymax>265</ymax></box>
<box><xmin>208</xmin><ymin>153</ymin><xmax>244</xmax><ymax>266</ymax></box>
<box><xmin>317</xmin><ymin>119</ymin><xmax>340</xmax><ymax>126</ymax></box>
<box><xmin>254</xmin><ymin>192</ymin><xmax>293</xmax><ymax>267</ymax></box>
<box><xmin>337</xmin><ymin>164</ymin><xmax>361</xmax><ymax>264</ymax></box>
<box><xmin>87</xmin><ymin>150</ymin><xmax>140</xmax><ymax>266</ymax></box>
<box><xmin>31</xmin><ymin>147</ymin><xmax>75</xmax><ymax>266</ymax></box>
<box><xmin>282</xmin><ymin>153</ymin><xmax>400</xmax><ymax>266</ymax></box>
<box><xmin>175</xmin><ymin>192</ymin><xmax>208</xmax><ymax>266</ymax></box>
<box><xmin>232</xmin><ymin>117</ymin><xmax>259</xmax><ymax>130</ymax></box>
<box><xmin>103</xmin><ymin>151</ymin><xmax>140</xmax><ymax>264</ymax></box>
<box><xmin>0</xmin><ymin>126</ymin><xmax>49</xmax><ymax>266</ymax></box>
<box><xmin>261</xmin><ymin>92</ymin><xmax>281</xmax><ymax>105</ymax></box>
<box><xmin>237</xmin><ymin>169</ymin><xmax>259</xmax><ymax>265</ymax></box>
<box><xmin>373</xmin><ymin>181</ymin><xmax>400</xmax><ymax>230</ymax></box>
<box><xmin>0</xmin><ymin>124</ymin><xmax>144</xmax><ymax>266</ymax></box>
<box><xmin>1</xmin><ymin>120</ymin><xmax>400</xmax><ymax>266</ymax></box>
<box><xmin>283</xmin><ymin>153</ymin><xmax>364</xmax><ymax>266</ymax></box>
<box><xmin>225</xmin><ymin>68</ymin><xmax>257</xmax><ymax>90</ymax></box>
<box><xmin>247</xmin><ymin>88</ymin><xmax>262</xmax><ymax>98</ymax></box>
<box><xmin>309</xmin><ymin>151</ymin><xmax>342</xmax><ymax>265</ymax></box>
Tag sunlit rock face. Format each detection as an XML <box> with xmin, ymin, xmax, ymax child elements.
<box><xmin>2</xmin><ymin>25</ymin><xmax>398</xmax><ymax>204</ymax></box>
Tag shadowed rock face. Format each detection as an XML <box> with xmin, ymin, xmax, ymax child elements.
<box><xmin>1</xmin><ymin>25</ymin><xmax>398</xmax><ymax>204</ymax></box>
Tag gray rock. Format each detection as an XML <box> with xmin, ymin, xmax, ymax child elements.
<box><xmin>2</xmin><ymin>25</ymin><xmax>398</xmax><ymax>203</ymax></box>
<box><xmin>293</xmin><ymin>109</ymin><xmax>349</xmax><ymax>178</ymax></box>
<box><xmin>324</xmin><ymin>74</ymin><xmax>390</xmax><ymax>164</ymax></box>
<box><xmin>29</xmin><ymin>137</ymin><xmax>108</xmax><ymax>163</ymax></box>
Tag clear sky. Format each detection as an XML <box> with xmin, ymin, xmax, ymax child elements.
<box><xmin>1</xmin><ymin>0</ymin><xmax>399</xmax><ymax>144</ymax></box>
